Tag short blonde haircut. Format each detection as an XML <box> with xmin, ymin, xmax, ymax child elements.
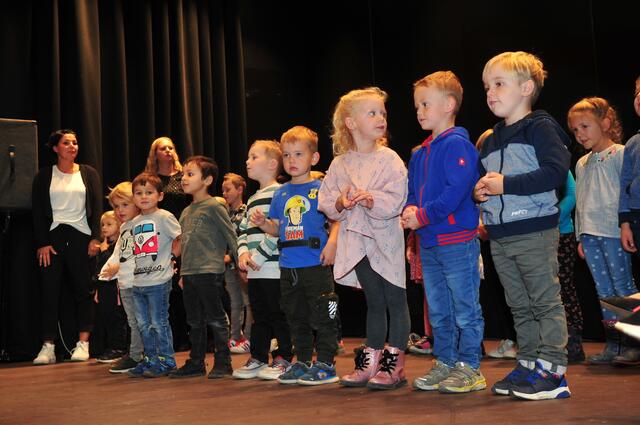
<box><xmin>281</xmin><ymin>126</ymin><xmax>319</xmax><ymax>153</ymax></box>
<box><xmin>567</xmin><ymin>97</ymin><xmax>623</xmax><ymax>144</ymax></box>
<box><xmin>145</xmin><ymin>136</ymin><xmax>183</xmax><ymax>174</ymax></box>
<box><xmin>250</xmin><ymin>140</ymin><xmax>283</xmax><ymax>175</ymax></box>
<box><xmin>414</xmin><ymin>71</ymin><xmax>463</xmax><ymax>114</ymax></box>
<box><xmin>101</xmin><ymin>210</ymin><xmax>118</xmax><ymax>225</ymax></box>
<box><xmin>331</xmin><ymin>87</ymin><xmax>389</xmax><ymax>156</ymax></box>
<box><xmin>483</xmin><ymin>51</ymin><xmax>547</xmax><ymax>105</ymax></box>
<box><xmin>107</xmin><ymin>181</ymin><xmax>133</xmax><ymax>208</ymax></box>
<box><xmin>310</xmin><ymin>170</ymin><xmax>325</xmax><ymax>180</ymax></box>
<box><xmin>223</xmin><ymin>173</ymin><xmax>246</xmax><ymax>191</ymax></box>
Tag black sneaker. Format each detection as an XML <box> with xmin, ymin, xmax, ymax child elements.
<box><xmin>109</xmin><ymin>355</ymin><xmax>140</xmax><ymax>374</ymax></box>
<box><xmin>169</xmin><ymin>359</ymin><xmax>206</xmax><ymax>379</ymax></box>
<box><xmin>96</xmin><ymin>349</ymin><xmax>125</xmax><ymax>364</ymax></box>
<box><xmin>509</xmin><ymin>362</ymin><xmax>571</xmax><ymax>401</ymax></box>
<box><xmin>491</xmin><ymin>363</ymin><xmax>532</xmax><ymax>395</ymax></box>
<box><xmin>208</xmin><ymin>363</ymin><xmax>233</xmax><ymax>379</ymax></box>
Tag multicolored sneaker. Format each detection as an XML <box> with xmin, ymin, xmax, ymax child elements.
<box><xmin>128</xmin><ymin>356</ymin><xmax>152</xmax><ymax>378</ymax></box>
<box><xmin>143</xmin><ymin>356</ymin><xmax>177</xmax><ymax>378</ymax></box>
<box><xmin>438</xmin><ymin>362</ymin><xmax>486</xmax><ymax>393</ymax></box>
<box><xmin>297</xmin><ymin>361</ymin><xmax>339</xmax><ymax>386</ymax></box>
<box><xmin>491</xmin><ymin>362</ymin><xmax>532</xmax><ymax>395</ymax></box>
<box><xmin>408</xmin><ymin>336</ymin><xmax>433</xmax><ymax>355</ymax></box>
<box><xmin>232</xmin><ymin>358</ymin><xmax>267</xmax><ymax>379</ymax></box>
<box><xmin>257</xmin><ymin>356</ymin><xmax>290</xmax><ymax>380</ymax></box>
<box><xmin>278</xmin><ymin>361</ymin><xmax>311</xmax><ymax>385</ymax></box>
<box><xmin>509</xmin><ymin>362</ymin><xmax>571</xmax><ymax>400</ymax></box>
<box><xmin>229</xmin><ymin>338</ymin><xmax>251</xmax><ymax>354</ymax></box>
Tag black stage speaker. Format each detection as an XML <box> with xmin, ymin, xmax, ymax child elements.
<box><xmin>0</xmin><ymin>119</ymin><xmax>38</xmax><ymax>210</ymax></box>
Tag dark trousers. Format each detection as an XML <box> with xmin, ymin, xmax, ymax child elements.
<box><xmin>280</xmin><ymin>265</ymin><xmax>338</xmax><ymax>365</ymax></box>
<box><xmin>182</xmin><ymin>273</ymin><xmax>230</xmax><ymax>364</ymax></box>
<box><xmin>40</xmin><ymin>224</ymin><xmax>94</xmax><ymax>340</ymax></box>
<box><xmin>248</xmin><ymin>278</ymin><xmax>292</xmax><ymax>364</ymax></box>
<box><xmin>95</xmin><ymin>280</ymin><xmax>127</xmax><ymax>351</ymax></box>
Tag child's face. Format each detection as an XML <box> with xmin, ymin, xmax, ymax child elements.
<box><xmin>246</xmin><ymin>145</ymin><xmax>275</xmax><ymax>182</ymax></box>
<box><xmin>133</xmin><ymin>183</ymin><xmax>163</xmax><ymax>213</ymax></box>
<box><xmin>101</xmin><ymin>217</ymin><xmax>119</xmax><ymax>240</ymax></box>
<box><xmin>634</xmin><ymin>81</ymin><xmax>640</xmax><ymax>117</ymax></box>
<box><xmin>414</xmin><ymin>85</ymin><xmax>452</xmax><ymax>131</ymax></box>
<box><xmin>181</xmin><ymin>162</ymin><xmax>211</xmax><ymax>196</ymax></box>
<box><xmin>222</xmin><ymin>180</ymin><xmax>242</xmax><ymax>206</ymax></box>
<box><xmin>347</xmin><ymin>96</ymin><xmax>387</xmax><ymax>143</ymax></box>
<box><xmin>112</xmin><ymin>197</ymin><xmax>139</xmax><ymax>222</ymax></box>
<box><xmin>568</xmin><ymin>111</ymin><xmax>609</xmax><ymax>153</ymax></box>
<box><xmin>282</xmin><ymin>141</ymin><xmax>319</xmax><ymax>182</ymax></box>
<box><xmin>483</xmin><ymin>64</ymin><xmax>530</xmax><ymax>122</ymax></box>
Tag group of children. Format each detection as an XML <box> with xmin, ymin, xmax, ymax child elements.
<box><xmin>40</xmin><ymin>50</ymin><xmax>640</xmax><ymax>403</ymax></box>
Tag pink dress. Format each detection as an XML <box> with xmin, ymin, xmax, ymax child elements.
<box><xmin>318</xmin><ymin>146</ymin><xmax>408</xmax><ymax>289</ymax></box>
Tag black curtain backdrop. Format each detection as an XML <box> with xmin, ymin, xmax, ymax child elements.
<box><xmin>1</xmin><ymin>0</ymin><xmax>639</xmax><ymax>360</ymax></box>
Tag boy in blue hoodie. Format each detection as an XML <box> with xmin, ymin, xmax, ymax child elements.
<box><xmin>402</xmin><ymin>71</ymin><xmax>484</xmax><ymax>394</ymax></box>
<box><xmin>475</xmin><ymin>51</ymin><xmax>571</xmax><ymax>401</ymax></box>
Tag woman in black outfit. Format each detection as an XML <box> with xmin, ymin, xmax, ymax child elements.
<box><xmin>144</xmin><ymin>137</ymin><xmax>191</xmax><ymax>351</ymax></box>
<box><xmin>32</xmin><ymin>129</ymin><xmax>102</xmax><ymax>364</ymax></box>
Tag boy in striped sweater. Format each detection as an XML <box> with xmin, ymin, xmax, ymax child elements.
<box><xmin>233</xmin><ymin>140</ymin><xmax>293</xmax><ymax>379</ymax></box>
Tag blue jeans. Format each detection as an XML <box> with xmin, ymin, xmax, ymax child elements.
<box><xmin>581</xmin><ymin>234</ymin><xmax>636</xmax><ymax>321</ymax></box>
<box><xmin>420</xmin><ymin>238</ymin><xmax>483</xmax><ymax>369</ymax></box>
<box><xmin>119</xmin><ymin>287</ymin><xmax>144</xmax><ymax>362</ymax></box>
<box><xmin>133</xmin><ymin>280</ymin><xmax>175</xmax><ymax>366</ymax></box>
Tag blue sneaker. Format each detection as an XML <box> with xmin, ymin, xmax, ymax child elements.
<box><xmin>128</xmin><ymin>356</ymin><xmax>152</xmax><ymax>378</ymax></box>
<box><xmin>509</xmin><ymin>362</ymin><xmax>571</xmax><ymax>400</ymax></box>
<box><xmin>297</xmin><ymin>361</ymin><xmax>339</xmax><ymax>386</ymax></box>
<box><xmin>143</xmin><ymin>356</ymin><xmax>177</xmax><ymax>378</ymax></box>
<box><xmin>277</xmin><ymin>361</ymin><xmax>311</xmax><ymax>385</ymax></box>
<box><xmin>491</xmin><ymin>362</ymin><xmax>532</xmax><ymax>395</ymax></box>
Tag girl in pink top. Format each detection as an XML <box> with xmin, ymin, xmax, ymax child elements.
<box><xmin>318</xmin><ymin>87</ymin><xmax>409</xmax><ymax>390</ymax></box>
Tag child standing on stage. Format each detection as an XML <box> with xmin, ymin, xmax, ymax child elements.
<box><xmin>222</xmin><ymin>173</ymin><xmax>253</xmax><ymax>354</ymax></box>
<box><xmin>252</xmin><ymin>126</ymin><xmax>340</xmax><ymax>385</ymax></box>
<box><xmin>568</xmin><ymin>97</ymin><xmax>637</xmax><ymax>364</ymax></box>
<box><xmin>233</xmin><ymin>140</ymin><xmax>293</xmax><ymax>380</ymax></box>
<box><xmin>99</xmin><ymin>182</ymin><xmax>143</xmax><ymax>374</ymax></box>
<box><xmin>318</xmin><ymin>87</ymin><xmax>410</xmax><ymax>390</ymax></box>
<box><xmin>170</xmin><ymin>156</ymin><xmax>238</xmax><ymax>379</ymax></box>
<box><xmin>475</xmin><ymin>51</ymin><xmax>571</xmax><ymax>400</ymax></box>
<box><xmin>93</xmin><ymin>211</ymin><xmax>128</xmax><ymax>363</ymax></box>
<box><xmin>402</xmin><ymin>71</ymin><xmax>485</xmax><ymax>394</ymax></box>
<box><xmin>127</xmin><ymin>173</ymin><xmax>182</xmax><ymax>378</ymax></box>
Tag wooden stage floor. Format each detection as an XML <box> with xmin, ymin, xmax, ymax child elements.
<box><xmin>1</xmin><ymin>339</ymin><xmax>638</xmax><ymax>425</ymax></box>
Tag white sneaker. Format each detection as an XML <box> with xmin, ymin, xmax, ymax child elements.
<box><xmin>33</xmin><ymin>342</ymin><xmax>56</xmax><ymax>365</ymax></box>
<box><xmin>70</xmin><ymin>341</ymin><xmax>90</xmax><ymax>362</ymax></box>
<box><xmin>488</xmin><ymin>339</ymin><xmax>517</xmax><ymax>359</ymax></box>
<box><xmin>269</xmin><ymin>338</ymin><xmax>278</xmax><ymax>353</ymax></box>
<box><xmin>257</xmin><ymin>356</ymin><xmax>290</xmax><ymax>380</ymax></box>
<box><xmin>232</xmin><ymin>358</ymin><xmax>267</xmax><ymax>379</ymax></box>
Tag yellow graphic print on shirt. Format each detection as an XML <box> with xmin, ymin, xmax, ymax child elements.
<box><xmin>284</xmin><ymin>195</ymin><xmax>311</xmax><ymax>240</ymax></box>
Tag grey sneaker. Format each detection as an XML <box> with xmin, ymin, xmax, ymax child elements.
<box><xmin>488</xmin><ymin>339</ymin><xmax>517</xmax><ymax>359</ymax></box>
<box><xmin>438</xmin><ymin>362</ymin><xmax>487</xmax><ymax>393</ymax></box>
<box><xmin>413</xmin><ymin>360</ymin><xmax>451</xmax><ymax>391</ymax></box>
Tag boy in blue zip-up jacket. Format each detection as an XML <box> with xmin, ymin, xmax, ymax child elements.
<box><xmin>402</xmin><ymin>71</ymin><xmax>485</xmax><ymax>394</ymax></box>
<box><xmin>474</xmin><ymin>51</ymin><xmax>571</xmax><ymax>401</ymax></box>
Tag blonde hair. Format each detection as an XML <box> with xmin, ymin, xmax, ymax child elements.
<box><xmin>101</xmin><ymin>210</ymin><xmax>118</xmax><ymax>225</ymax></box>
<box><xmin>567</xmin><ymin>97</ymin><xmax>623</xmax><ymax>144</ymax></box>
<box><xmin>475</xmin><ymin>129</ymin><xmax>493</xmax><ymax>151</ymax></box>
<box><xmin>331</xmin><ymin>87</ymin><xmax>388</xmax><ymax>156</ymax></box>
<box><xmin>414</xmin><ymin>71</ymin><xmax>463</xmax><ymax>114</ymax></box>
<box><xmin>310</xmin><ymin>170</ymin><xmax>325</xmax><ymax>180</ymax></box>
<box><xmin>107</xmin><ymin>181</ymin><xmax>133</xmax><ymax>208</ymax></box>
<box><xmin>281</xmin><ymin>126</ymin><xmax>319</xmax><ymax>153</ymax></box>
<box><xmin>145</xmin><ymin>137</ymin><xmax>183</xmax><ymax>174</ymax></box>
<box><xmin>223</xmin><ymin>173</ymin><xmax>246</xmax><ymax>191</ymax></box>
<box><xmin>250</xmin><ymin>140</ymin><xmax>283</xmax><ymax>175</ymax></box>
<box><xmin>483</xmin><ymin>51</ymin><xmax>547</xmax><ymax>105</ymax></box>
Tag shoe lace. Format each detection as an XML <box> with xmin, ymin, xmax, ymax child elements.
<box><xmin>378</xmin><ymin>350</ymin><xmax>399</xmax><ymax>373</ymax></box>
<box><xmin>354</xmin><ymin>350</ymin><xmax>370</xmax><ymax>371</ymax></box>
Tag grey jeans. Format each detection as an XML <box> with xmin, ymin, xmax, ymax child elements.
<box><xmin>225</xmin><ymin>268</ymin><xmax>252</xmax><ymax>340</ymax></box>
<box><xmin>490</xmin><ymin>228</ymin><xmax>568</xmax><ymax>368</ymax></box>
<box><xmin>119</xmin><ymin>287</ymin><xmax>144</xmax><ymax>362</ymax></box>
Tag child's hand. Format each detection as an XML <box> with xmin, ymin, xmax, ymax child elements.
<box><xmin>402</xmin><ymin>209</ymin><xmax>420</xmax><ymax>230</ymax></box>
<box><xmin>351</xmin><ymin>189</ymin><xmax>374</xmax><ymax>209</ymax></box>
<box><xmin>93</xmin><ymin>289</ymin><xmax>99</xmax><ymax>304</ymax></box>
<box><xmin>320</xmin><ymin>240</ymin><xmax>337</xmax><ymax>266</ymax></box>
<box><xmin>99</xmin><ymin>263</ymin><xmax>119</xmax><ymax>280</ymax></box>
<box><xmin>178</xmin><ymin>277</ymin><xmax>184</xmax><ymax>289</ymax></box>
<box><xmin>336</xmin><ymin>186</ymin><xmax>356</xmax><ymax>212</ymax></box>
<box><xmin>577</xmin><ymin>241</ymin><xmax>585</xmax><ymax>259</ymax></box>
<box><xmin>480</xmin><ymin>172</ymin><xmax>504</xmax><ymax>195</ymax></box>
<box><xmin>621</xmin><ymin>223</ymin><xmax>637</xmax><ymax>253</ymax></box>
<box><xmin>250</xmin><ymin>209</ymin><xmax>267</xmax><ymax>226</ymax></box>
<box><xmin>238</xmin><ymin>252</ymin><xmax>260</xmax><ymax>271</ymax></box>
<box><xmin>474</xmin><ymin>180</ymin><xmax>490</xmax><ymax>202</ymax></box>
<box><xmin>88</xmin><ymin>239</ymin><xmax>101</xmax><ymax>257</ymax></box>
<box><xmin>224</xmin><ymin>254</ymin><xmax>232</xmax><ymax>264</ymax></box>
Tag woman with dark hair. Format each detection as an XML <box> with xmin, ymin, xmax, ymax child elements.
<box><xmin>145</xmin><ymin>136</ymin><xmax>191</xmax><ymax>350</ymax></box>
<box><xmin>32</xmin><ymin>129</ymin><xmax>102</xmax><ymax>365</ymax></box>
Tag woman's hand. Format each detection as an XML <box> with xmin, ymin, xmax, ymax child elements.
<box><xmin>37</xmin><ymin>245</ymin><xmax>57</xmax><ymax>267</ymax></box>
